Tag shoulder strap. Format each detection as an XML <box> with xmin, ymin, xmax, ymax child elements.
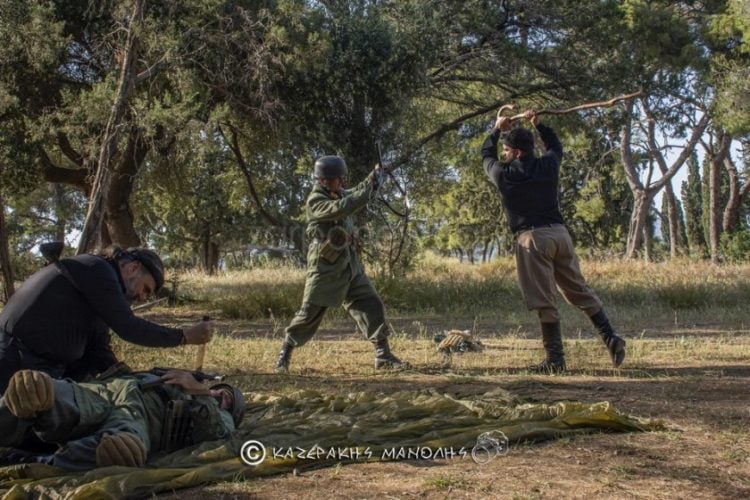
<box><xmin>53</xmin><ymin>260</ymin><xmax>84</xmax><ymax>293</ymax></box>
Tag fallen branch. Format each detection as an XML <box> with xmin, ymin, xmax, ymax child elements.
<box><xmin>500</xmin><ymin>91</ymin><xmax>644</xmax><ymax>122</ymax></box>
<box><xmin>132</xmin><ymin>296</ymin><xmax>168</xmax><ymax>312</ymax></box>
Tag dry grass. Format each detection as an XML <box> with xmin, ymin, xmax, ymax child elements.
<box><xmin>119</xmin><ymin>255</ymin><xmax>750</xmax><ymax>499</ymax></box>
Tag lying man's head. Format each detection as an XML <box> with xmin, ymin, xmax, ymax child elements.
<box><xmin>209</xmin><ymin>383</ymin><xmax>246</xmax><ymax>427</ymax></box>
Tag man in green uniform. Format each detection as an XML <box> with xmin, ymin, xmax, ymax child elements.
<box><xmin>274</xmin><ymin>155</ymin><xmax>409</xmax><ymax>373</ymax></box>
<box><xmin>0</xmin><ymin>368</ymin><xmax>244</xmax><ymax>470</ymax></box>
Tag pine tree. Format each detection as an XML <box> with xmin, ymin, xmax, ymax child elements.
<box><xmin>682</xmin><ymin>154</ymin><xmax>707</xmax><ymax>257</ymax></box>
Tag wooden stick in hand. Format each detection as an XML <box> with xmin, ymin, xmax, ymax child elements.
<box><xmin>503</xmin><ymin>91</ymin><xmax>644</xmax><ymax>122</ymax></box>
<box><xmin>194</xmin><ymin>315</ymin><xmax>210</xmax><ymax>371</ymax></box>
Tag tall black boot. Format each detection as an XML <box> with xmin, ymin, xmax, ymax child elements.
<box><xmin>274</xmin><ymin>342</ymin><xmax>294</xmax><ymax>373</ymax></box>
<box><xmin>374</xmin><ymin>338</ymin><xmax>410</xmax><ymax>370</ymax></box>
<box><xmin>0</xmin><ymin>448</ymin><xmax>51</xmax><ymax>467</ymax></box>
<box><xmin>590</xmin><ymin>309</ymin><xmax>626</xmax><ymax>367</ymax></box>
<box><xmin>529</xmin><ymin>322</ymin><xmax>566</xmax><ymax>374</ymax></box>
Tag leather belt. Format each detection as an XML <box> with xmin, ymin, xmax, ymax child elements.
<box><xmin>514</xmin><ymin>223</ymin><xmax>563</xmax><ymax>235</ymax></box>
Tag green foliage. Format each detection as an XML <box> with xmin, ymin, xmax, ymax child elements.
<box><xmin>558</xmin><ymin>122</ymin><xmax>631</xmax><ymax>250</ymax></box>
<box><xmin>575</xmin><ymin>182</ymin><xmax>606</xmax><ymax>226</ymax></box>
<box><xmin>135</xmin><ymin>123</ymin><xmax>260</xmax><ymax>270</ymax></box>
<box><xmin>1</xmin><ymin>0</ymin><xmax>748</xmax><ymax>269</ymax></box>
<box><xmin>620</xmin><ymin>0</ymin><xmax>703</xmax><ymax>71</ymax></box>
<box><xmin>708</xmin><ymin>0</ymin><xmax>750</xmax><ymax>134</ymax></box>
<box><xmin>720</xmin><ymin>229</ymin><xmax>750</xmax><ymax>263</ymax></box>
<box><xmin>417</xmin><ymin>135</ymin><xmax>508</xmax><ymax>261</ymax></box>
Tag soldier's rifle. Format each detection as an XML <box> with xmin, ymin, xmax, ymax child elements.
<box><xmin>139</xmin><ymin>367</ymin><xmax>223</xmax><ymax>389</ymax></box>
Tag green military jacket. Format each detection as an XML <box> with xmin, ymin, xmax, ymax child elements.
<box><xmin>72</xmin><ymin>374</ymin><xmax>235</xmax><ymax>453</ymax></box>
<box><xmin>303</xmin><ymin>173</ymin><xmax>375</xmax><ymax>307</ymax></box>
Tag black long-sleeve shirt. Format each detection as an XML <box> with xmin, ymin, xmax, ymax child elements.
<box><xmin>0</xmin><ymin>254</ymin><xmax>183</xmax><ymax>367</ymax></box>
<box><xmin>482</xmin><ymin>123</ymin><xmax>565</xmax><ymax>233</ymax></box>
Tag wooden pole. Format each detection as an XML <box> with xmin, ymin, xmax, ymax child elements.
<box><xmin>194</xmin><ymin>315</ymin><xmax>210</xmax><ymax>371</ymax></box>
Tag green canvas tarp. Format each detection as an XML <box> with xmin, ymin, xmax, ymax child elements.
<box><xmin>0</xmin><ymin>388</ymin><xmax>663</xmax><ymax>499</ymax></box>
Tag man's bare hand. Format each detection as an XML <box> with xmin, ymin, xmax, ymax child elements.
<box><xmin>494</xmin><ymin>115</ymin><xmax>512</xmax><ymax>131</ymax></box>
<box><xmin>524</xmin><ymin>110</ymin><xmax>539</xmax><ymax>126</ymax></box>
<box><xmin>160</xmin><ymin>369</ymin><xmax>209</xmax><ymax>395</ymax></box>
<box><xmin>495</xmin><ymin>104</ymin><xmax>514</xmax><ymax>131</ymax></box>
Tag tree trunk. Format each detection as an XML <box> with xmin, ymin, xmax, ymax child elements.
<box><xmin>663</xmin><ymin>183</ymin><xmax>684</xmax><ymax>258</ymax></box>
<box><xmin>0</xmin><ymin>189</ymin><xmax>15</xmax><ymax>302</ymax></box>
<box><xmin>626</xmin><ymin>191</ymin><xmax>653</xmax><ymax>259</ymax></box>
<box><xmin>706</xmin><ymin>136</ymin><xmax>728</xmax><ymax>264</ymax></box>
<box><xmin>77</xmin><ymin>0</ymin><xmax>143</xmax><ymax>254</ymax></box>
<box><xmin>210</xmin><ymin>242</ymin><xmax>220</xmax><ymax>274</ymax></box>
<box><xmin>104</xmin><ymin>127</ymin><xmax>148</xmax><ymax>247</ymax></box>
<box><xmin>53</xmin><ymin>183</ymin><xmax>67</xmax><ymax>242</ymax></box>
<box><xmin>721</xmin><ymin>144</ymin><xmax>750</xmax><ymax>234</ymax></box>
<box><xmin>643</xmin><ymin>224</ymin><xmax>653</xmax><ymax>263</ymax></box>
<box><xmin>201</xmin><ymin>227</ymin><xmax>219</xmax><ymax>275</ymax></box>
<box><xmin>622</xmin><ymin>99</ymin><xmax>710</xmax><ymax>259</ymax></box>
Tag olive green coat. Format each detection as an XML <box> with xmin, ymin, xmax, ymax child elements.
<box><xmin>0</xmin><ymin>373</ymin><xmax>234</xmax><ymax>470</ymax></box>
<box><xmin>302</xmin><ymin>173</ymin><xmax>375</xmax><ymax>307</ymax></box>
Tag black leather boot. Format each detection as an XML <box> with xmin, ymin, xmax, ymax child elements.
<box><xmin>0</xmin><ymin>447</ymin><xmax>49</xmax><ymax>467</ymax></box>
<box><xmin>529</xmin><ymin>322</ymin><xmax>566</xmax><ymax>374</ymax></box>
<box><xmin>590</xmin><ymin>310</ymin><xmax>626</xmax><ymax>367</ymax></box>
<box><xmin>274</xmin><ymin>342</ymin><xmax>294</xmax><ymax>373</ymax></box>
<box><xmin>374</xmin><ymin>338</ymin><xmax>410</xmax><ymax>369</ymax></box>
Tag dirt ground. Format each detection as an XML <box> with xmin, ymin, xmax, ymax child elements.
<box><xmin>150</xmin><ymin>318</ymin><xmax>750</xmax><ymax>500</ymax></box>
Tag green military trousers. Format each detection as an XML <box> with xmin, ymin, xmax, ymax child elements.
<box><xmin>0</xmin><ymin>377</ymin><xmax>157</xmax><ymax>470</ymax></box>
<box><xmin>284</xmin><ymin>270</ymin><xmax>390</xmax><ymax>347</ymax></box>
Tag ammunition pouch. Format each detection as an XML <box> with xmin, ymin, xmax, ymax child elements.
<box><xmin>159</xmin><ymin>398</ymin><xmax>233</xmax><ymax>453</ymax></box>
<box><xmin>160</xmin><ymin>400</ymin><xmax>193</xmax><ymax>453</ymax></box>
<box><xmin>318</xmin><ymin>226</ymin><xmax>351</xmax><ymax>263</ymax></box>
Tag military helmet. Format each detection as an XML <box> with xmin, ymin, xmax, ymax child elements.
<box><xmin>314</xmin><ymin>155</ymin><xmax>347</xmax><ymax>179</ymax></box>
<box><xmin>126</xmin><ymin>248</ymin><xmax>165</xmax><ymax>292</ymax></box>
<box><xmin>210</xmin><ymin>383</ymin><xmax>246</xmax><ymax>428</ymax></box>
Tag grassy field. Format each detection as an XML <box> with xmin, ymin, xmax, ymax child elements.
<box><xmin>118</xmin><ymin>255</ymin><xmax>750</xmax><ymax>499</ymax></box>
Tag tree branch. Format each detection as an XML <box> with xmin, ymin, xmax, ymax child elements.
<box><xmin>56</xmin><ymin>132</ymin><xmax>86</xmax><ymax>168</ymax></box>
<box><xmin>505</xmin><ymin>91</ymin><xmax>644</xmax><ymax>121</ymax></box>
<box><xmin>133</xmin><ymin>53</ymin><xmax>169</xmax><ymax>86</ymax></box>
<box><xmin>218</xmin><ymin>123</ymin><xmax>279</xmax><ymax>226</ymax></box>
<box><xmin>38</xmin><ymin>146</ymin><xmax>89</xmax><ymax>190</ymax></box>
<box><xmin>620</xmin><ymin>100</ymin><xmax>644</xmax><ymax>192</ymax></box>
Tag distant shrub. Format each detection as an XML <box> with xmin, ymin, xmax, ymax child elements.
<box><xmin>721</xmin><ymin>231</ymin><xmax>750</xmax><ymax>264</ymax></box>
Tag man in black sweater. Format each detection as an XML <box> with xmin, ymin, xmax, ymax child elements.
<box><xmin>482</xmin><ymin>109</ymin><xmax>626</xmax><ymax>372</ymax></box>
<box><xmin>0</xmin><ymin>247</ymin><xmax>213</xmax><ymax>392</ymax></box>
